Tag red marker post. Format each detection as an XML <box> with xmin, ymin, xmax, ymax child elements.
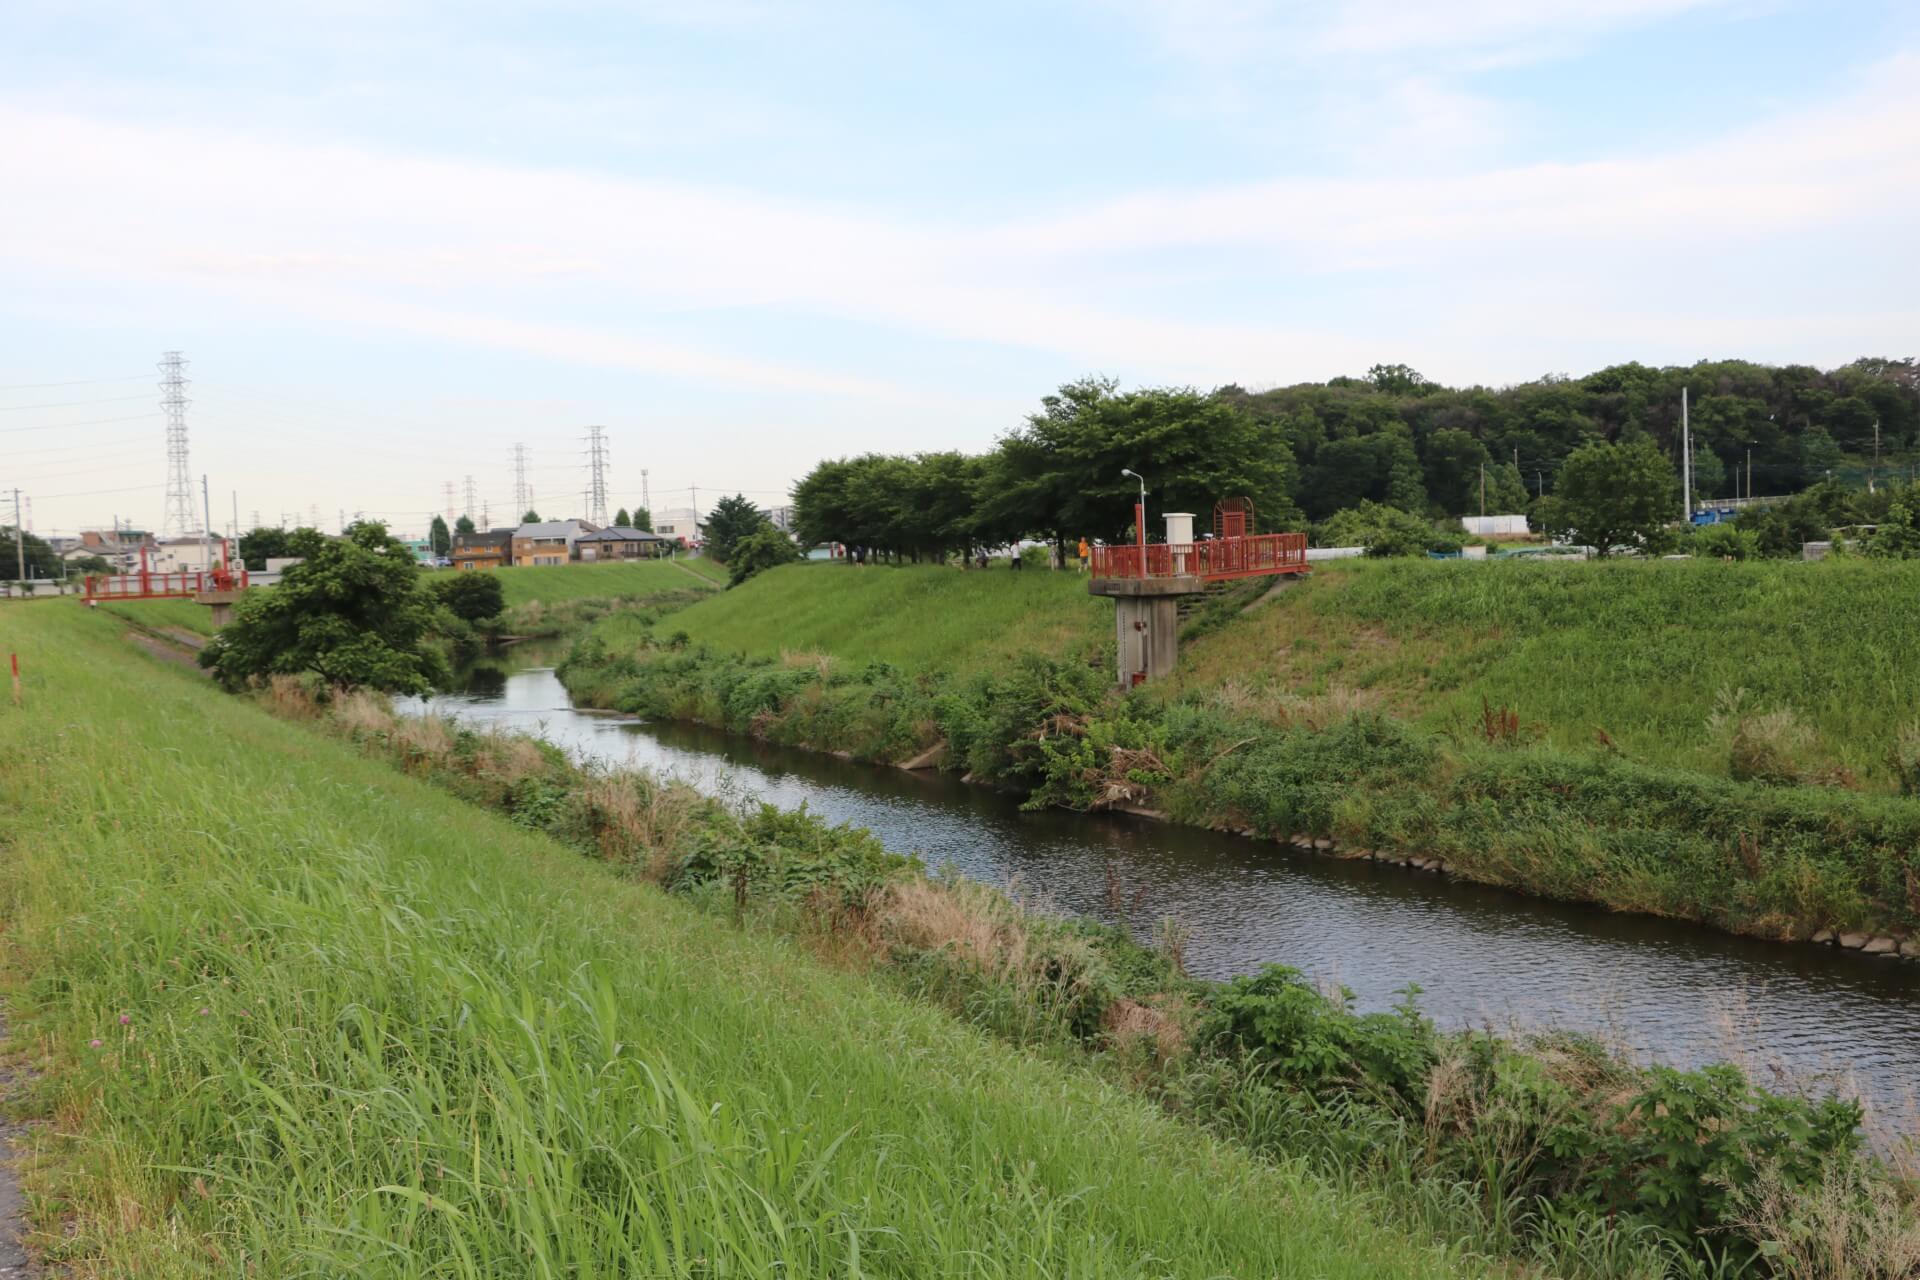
<box><xmin>9</xmin><ymin>653</ymin><xmax>18</xmax><ymax>707</ymax></box>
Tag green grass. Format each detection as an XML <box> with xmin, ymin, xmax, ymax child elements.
<box><xmin>675</xmin><ymin>552</ymin><xmax>729</xmax><ymax>585</ymax></box>
<box><xmin>92</xmin><ymin>597</ymin><xmax>217</xmax><ymax>637</ymax></box>
<box><xmin>663</xmin><ymin>561</ymin><xmax>1109</xmax><ymax>672</ymax></box>
<box><xmin>0</xmin><ymin>603</ymin><xmax>1482</xmax><ymax>1278</ymax></box>
<box><xmin>478</xmin><ymin>558</ymin><xmax>716</xmax><ymax>607</ymax></box>
<box><xmin>1170</xmin><ymin>557</ymin><xmax>1920</xmax><ymax>784</ymax></box>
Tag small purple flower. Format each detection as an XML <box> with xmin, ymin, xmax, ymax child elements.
<box><xmin>197</xmin><ymin>1007</ymin><xmax>210</xmax><ymax>1016</ymax></box>
<box><xmin>119</xmin><ymin>1013</ymin><xmax>131</xmax><ymax>1025</ymax></box>
<box><xmin>89</xmin><ymin>1039</ymin><xmax>103</xmax><ymax>1049</ymax></box>
<box><xmin>237</xmin><ymin>1008</ymin><xmax>250</xmax><ymax>1017</ymax></box>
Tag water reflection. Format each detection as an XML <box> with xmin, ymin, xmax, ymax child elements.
<box><xmin>405</xmin><ymin>659</ymin><xmax>1920</xmax><ymax>1126</ymax></box>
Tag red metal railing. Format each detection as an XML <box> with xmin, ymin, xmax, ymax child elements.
<box><xmin>83</xmin><ymin>567</ymin><xmax>249</xmax><ymax>602</ymax></box>
<box><xmin>1090</xmin><ymin>532</ymin><xmax>1308</xmax><ymax>582</ymax></box>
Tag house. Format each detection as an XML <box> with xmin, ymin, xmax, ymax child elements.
<box><xmin>511</xmin><ymin>519</ymin><xmax>597</xmax><ymax>567</ymax></box>
<box><xmin>452</xmin><ymin>528</ymin><xmax>514</xmax><ymax>571</ymax></box>
<box><xmin>73</xmin><ymin>529</ymin><xmax>153</xmax><ymax>573</ymax></box>
<box><xmin>401</xmin><ymin>537</ymin><xmax>436</xmax><ymax>564</ymax></box>
<box><xmin>575</xmin><ymin>526</ymin><xmax>671</xmax><ymax>561</ymax></box>
<box><xmin>760</xmin><ymin>504</ymin><xmax>796</xmax><ymax>533</ymax></box>
<box><xmin>652</xmin><ymin>507</ymin><xmax>701</xmax><ymax>546</ymax></box>
<box><xmin>148</xmin><ymin>536</ymin><xmax>228</xmax><ymax>574</ymax></box>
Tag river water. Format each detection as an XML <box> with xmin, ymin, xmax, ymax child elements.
<box><xmin>407</xmin><ymin>647</ymin><xmax>1920</xmax><ymax>1126</ymax></box>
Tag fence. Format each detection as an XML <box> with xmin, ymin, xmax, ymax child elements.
<box><xmin>1090</xmin><ymin>533</ymin><xmax>1309</xmax><ymax>582</ymax></box>
<box><xmin>83</xmin><ymin>568</ymin><xmax>249</xmax><ymax>602</ymax></box>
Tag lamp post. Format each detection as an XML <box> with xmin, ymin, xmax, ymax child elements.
<box><xmin>1120</xmin><ymin>468</ymin><xmax>1147</xmax><ymax>571</ymax></box>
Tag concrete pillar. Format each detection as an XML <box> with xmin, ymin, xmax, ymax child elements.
<box><xmin>208</xmin><ymin>602</ymin><xmax>233</xmax><ymax>628</ymax></box>
<box><xmin>1114</xmin><ymin>594</ymin><xmax>1180</xmax><ymax>687</ymax></box>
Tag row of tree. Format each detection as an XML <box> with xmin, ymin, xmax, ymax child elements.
<box><xmin>788</xmin><ymin>360</ymin><xmax>1919</xmax><ymax>558</ymax></box>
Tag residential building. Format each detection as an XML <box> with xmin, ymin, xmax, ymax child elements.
<box><xmin>761</xmin><ymin>504</ymin><xmax>796</xmax><ymax>533</ymax></box>
<box><xmin>511</xmin><ymin>519</ymin><xmax>597</xmax><ymax>566</ymax></box>
<box><xmin>652</xmin><ymin>507</ymin><xmax>701</xmax><ymax>545</ymax></box>
<box><xmin>401</xmin><ymin>537</ymin><xmax>436</xmax><ymax>564</ymax></box>
<box><xmin>73</xmin><ymin>529</ymin><xmax>153</xmax><ymax>573</ymax></box>
<box><xmin>576</xmin><ymin>526</ymin><xmax>672</xmax><ymax>561</ymax></box>
<box><xmin>452</xmin><ymin>529</ymin><xmax>514</xmax><ymax>571</ymax></box>
<box><xmin>148</xmin><ymin>536</ymin><xmax>228</xmax><ymax>574</ymax></box>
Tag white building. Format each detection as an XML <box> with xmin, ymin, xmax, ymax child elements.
<box><xmin>652</xmin><ymin>506</ymin><xmax>702</xmax><ymax>542</ymax></box>
<box><xmin>760</xmin><ymin>504</ymin><xmax>797</xmax><ymax>533</ymax></box>
<box><xmin>148</xmin><ymin>536</ymin><xmax>227</xmax><ymax>573</ymax></box>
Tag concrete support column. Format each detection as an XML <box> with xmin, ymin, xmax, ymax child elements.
<box><xmin>1114</xmin><ymin>594</ymin><xmax>1180</xmax><ymax>687</ymax></box>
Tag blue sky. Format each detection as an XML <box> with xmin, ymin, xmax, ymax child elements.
<box><xmin>2</xmin><ymin>0</ymin><xmax>1916</xmax><ymax>538</ymax></box>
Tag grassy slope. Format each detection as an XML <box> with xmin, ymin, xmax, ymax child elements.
<box><xmin>1170</xmin><ymin>558</ymin><xmax>1920</xmax><ymax>782</ymax></box>
<box><xmin>658</xmin><ymin>557</ymin><xmax>1920</xmax><ymax>786</ymax></box>
<box><xmin>93</xmin><ymin>597</ymin><xmax>217</xmax><ymax>637</ymax></box>
<box><xmin>666</xmin><ymin>561</ymin><xmax>1108</xmax><ymax>673</ymax></box>
<box><xmin>481</xmin><ymin>558</ymin><xmax>716</xmax><ymax>606</ymax></box>
<box><xmin>0</xmin><ymin>605</ymin><xmax>1476</xmax><ymax>1279</ymax></box>
<box><xmin>675</xmin><ymin>553</ymin><xmax>729</xmax><ymax>585</ymax></box>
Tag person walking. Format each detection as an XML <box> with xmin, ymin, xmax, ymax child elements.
<box><xmin>1077</xmin><ymin>537</ymin><xmax>1091</xmax><ymax>571</ymax></box>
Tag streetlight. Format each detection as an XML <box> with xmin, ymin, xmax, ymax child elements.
<box><xmin>1120</xmin><ymin>468</ymin><xmax>1147</xmax><ymax>559</ymax></box>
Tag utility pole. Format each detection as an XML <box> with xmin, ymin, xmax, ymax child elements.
<box><xmin>1871</xmin><ymin>420</ymin><xmax>1881</xmax><ymax>494</ymax></box>
<box><xmin>231</xmin><ymin>490</ymin><xmax>240</xmax><ymax>541</ymax></box>
<box><xmin>443</xmin><ymin>481</ymin><xmax>456</xmax><ymax>526</ymax></box>
<box><xmin>12</xmin><ymin>489</ymin><xmax>23</xmax><ymax>582</ymax></box>
<box><xmin>201</xmin><ymin>475</ymin><xmax>213</xmax><ymax>575</ymax></box>
<box><xmin>1680</xmin><ymin>387</ymin><xmax>1692</xmax><ymax>520</ymax></box>
<box><xmin>1479</xmin><ymin>462</ymin><xmax>1486</xmax><ymax>516</ymax></box>
<box><xmin>641</xmin><ymin>468</ymin><xmax>650</xmax><ymax>521</ymax></box>
<box><xmin>1745</xmin><ymin>448</ymin><xmax>1752</xmax><ymax>503</ymax></box>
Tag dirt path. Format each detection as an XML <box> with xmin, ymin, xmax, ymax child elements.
<box><xmin>0</xmin><ymin>1009</ymin><xmax>36</xmax><ymax>1277</ymax></box>
<box><xmin>666</xmin><ymin>557</ymin><xmax>722</xmax><ymax>589</ymax></box>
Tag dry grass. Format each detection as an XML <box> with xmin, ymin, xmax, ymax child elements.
<box><xmin>265</xmin><ymin>674</ymin><xmax>321</xmax><ymax>719</ymax></box>
<box><xmin>882</xmin><ymin>877</ymin><xmax>1035</xmax><ymax>985</ymax></box>
<box><xmin>780</xmin><ymin>649</ymin><xmax>836</xmax><ymax>679</ymax></box>
<box><xmin>329</xmin><ymin>688</ymin><xmax>398</xmax><ymax>738</ymax></box>
<box><xmin>575</xmin><ymin>773</ymin><xmax>704</xmax><ymax>879</ymax></box>
<box><xmin>1726</xmin><ymin>1160</ymin><xmax>1920</xmax><ymax>1279</ymax></box>
<box><xmin>1203</xmin><ymin>679</ymin><xmax>1383</xmax><ymax>729</ymax></box>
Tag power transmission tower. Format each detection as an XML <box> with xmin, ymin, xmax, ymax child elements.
<box><xmin>443</xmin><ymin>481</ymin><xmax>456</xmax><ymax>525</ymax></box>
<box><xmin>584</xmin><ymin>425</ymin><xmax>609</xmax><ymax>526</ymax></box>
<box><xmin>512</xmin><ymin>443</ymin><xmax>530</xmax><ymax>516</ymax></box>
<box><xmin>462</xmin><ymin>475</ymin><xmax>478</xmax><ymax>522</ymax></box>
<box><xmin>160</xmin><ymin>351</ymin><xmax>196</xmax><ymax>534</ymax></box>
<box><xmin>641</xmin><ymin>467</ymin><xmax>650</xmax><ymax>520</ymax></box>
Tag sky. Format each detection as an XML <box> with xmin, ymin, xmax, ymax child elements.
<box><xmin>2</xmin><ymin>0</ymin><xmax>1916</xmax><ymax>540</ymax></box>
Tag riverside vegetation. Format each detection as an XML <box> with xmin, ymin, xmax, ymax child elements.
<box><xmin>0</xmin><ymin>601</ymin><xmax>1492</xmax><ymax>1279</ymax></box>
<box><xmin>557</xmin><ymin>558</ymin><xmax>1920</xmax><ymax>945</ymax></box>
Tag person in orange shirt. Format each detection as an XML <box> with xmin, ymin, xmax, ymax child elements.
<box><xmin>1077</xmin><ymin>537</ymin><xmax>1091</xmax><ymax>571</ymax></box>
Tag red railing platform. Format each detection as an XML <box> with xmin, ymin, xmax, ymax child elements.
<box><xmin>84</xmin><ymin>567</ymin><xmax>250</xmax><ymax>602</ymax></box>
<box><xmin>1090</xmin><ymin>532</ymin><xmax>1308</xmax><ymax>583</ymax></box>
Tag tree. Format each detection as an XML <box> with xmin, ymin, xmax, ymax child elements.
<box><xmin>727</xmin><ymin>526</ymin><xmax>801</xmax><ymax>586</ymax></box>
<box><xmin>286</xmin><ymin>526</ymin><xmax>330</xmax><ymax>558</ymax></box>
<box><xmin>428</xmin><ymin>515</ymin><xmax>451</xmax><ymax>558</ymax></box>
<box><xmin>197</xmin><ymin>521</ymin><xmax>448</xmax><ymax>693</ymax></box>
<box><xmin>429</xmin><ymin>571</ymin><xmax>506</xmax><ymax>622</ymax></box>
<box><xmin>630</xmin><ymin>506</ymin><xmax>652</xmax><ymax>532</ymax></box>
<box><xmin>613</xmin><ymin>507</ymin><xmax>630</xmax><ymax>527</ymax></box>
<box><xmin>454</xmin><ymin>514</ymin><xmax>476</xmax><ymax>536</ymax></box>
<box><xmin>1535</xmin><ymin>439</ymin><xmax>1679</xmax><ymax>555</ymax></box>
<box><xmin>703</xmin><ymin>494</ymin><xmax>767</xmax><ymax>563</ymax></box>
<box><xmin>1314</xmin><ymin>501</ymin><xmax>1458</xmax><ymax>557</ymax></box>
<box><xmin>0</xmin><ymin>525</ymin><xmax>63</xmax><ymax>580</ymax></box>
<box><xmin>239</xmin><ymin>526</ymin><xmax>293</xmax><ymax>571</ymax></box>
<box><xmin>981</xmin><ymin>379</ymin><xmax>1302</xmax><ymax>548</ymax></box>
<box><xmin>1866</xmin><ymin>487</ymin><xmax>1920</xmax><ymax>558</ymax></box>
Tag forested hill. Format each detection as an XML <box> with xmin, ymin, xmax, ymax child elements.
<box><xmin>1217</xmin><ymin>357</ymin><xmax>1918</xmax><ymax>520</ymax></box>
<box><xmin>785</xmin><ymin>357</ymin><xmax>1918</xmax><ymax>559</ymax></box>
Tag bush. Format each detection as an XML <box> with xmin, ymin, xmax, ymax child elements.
<box><xmin>429</xmin><ymin>571</ymin><xmax>507</xmax><ymax>622</ymax></box>
<box><xmin>1688</xmin><ymin>522</ymin><xmax>1758</xmax><ymax>560</ymax></box>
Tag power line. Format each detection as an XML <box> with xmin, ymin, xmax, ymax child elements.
<box><xmin>0</xmin><ymin>411</ymin><xmax>165</xmax><ymax>435</ymax></box>
<box><xmin>0</xmin><ymin>393</ymin><xmax>155</xmax><ymax>412</ymax></box>
<box><xmin>0</xmin><ymin>374</ymin><xmax>153</xmax><ymax>391</ymax></box>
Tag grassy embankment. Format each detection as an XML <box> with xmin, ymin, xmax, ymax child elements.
<box><xmin>481</xmin><ymin>557</ymin><xmax>712</xmax><ymax>607</ymax></box>
<box><xmin>0</xmin><ymin>600</ymin><xmax>1482</xmax><ymax>1278</ymax></box>
<box><xmin>558</xmin><ymin>559</ymin><xmax>1920</xmax><ymax>944</ymax></box>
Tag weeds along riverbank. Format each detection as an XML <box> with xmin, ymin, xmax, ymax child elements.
<box><xmin>0</xmin><ymin>602</ymin><xmax>1493</xmax><ymax>1279</ymax></box>
<box><xmin>273</xmin><ymin>679</ymin><xmax>1914</xmax><ymax>1277</ymax></box>
<box><xmin>556</xmin><ymin>563</ymin><xmax>1920</xmax><ymax>948</ymax></box>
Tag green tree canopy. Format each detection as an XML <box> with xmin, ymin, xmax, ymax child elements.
<box><xmin>613</xmin><ymin>507</ymin><xmax>630</xmax><ymax>527</ymax></box>
<box><xmin>239</xmin><ymin>525</ymin><xmax>292</xmax><ymax>571</ymax></box>
<box><xmin>286</xmin><ymin>527</ymin><xmax>330</xmax><ymax>558</ymax></box>
<box><xmin>1</xmin><ymin>525</ymin><xmax>63</xmax><ymax>580</ymax></box>
<box><xmin>198</xmin><ymin>521</ymin><xmax>448</xmax><ymax>693</ymax></box>
<box><xmin>630</xmin><ymin>506</ymin><xmax>652</xmax><ymax>532</ymax></box>
<box><xmin>521</xmin><ymin>509</ymin><xmax>540</xmax><ymax>523</ymax></box>
<box><xmin>454</xmin><ymin>514</ymin><xmax>476</xmax><ymax>536</ymax></box>
<box><xmin>726</xmin><ymin>525</ymin><xmax>801</xmax><ymax>586</ymax></box>
<box><xmin>1534</xmin><ymin>439</ymin><xmax>1679</xmax><ymax>556</ymax></box>
<box><xmin>702</xmin><ymin>494</ymin><xmax>768</xmax><ymax>564</ymax></box>
<box><xmin>429</xmin><ymin>571</ymin><xmax>507</xmax><ymax>622</ymax></box>
<box><xmin>428</xmin><ymin>515</ymin><xmax>451</xmax><ymax>557</ymax></box>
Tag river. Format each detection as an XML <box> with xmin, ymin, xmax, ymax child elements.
<box><xmin>405</xmin><ymin>645</ymin><xmax>1920</xmax><ymax>1127</ymax></box>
